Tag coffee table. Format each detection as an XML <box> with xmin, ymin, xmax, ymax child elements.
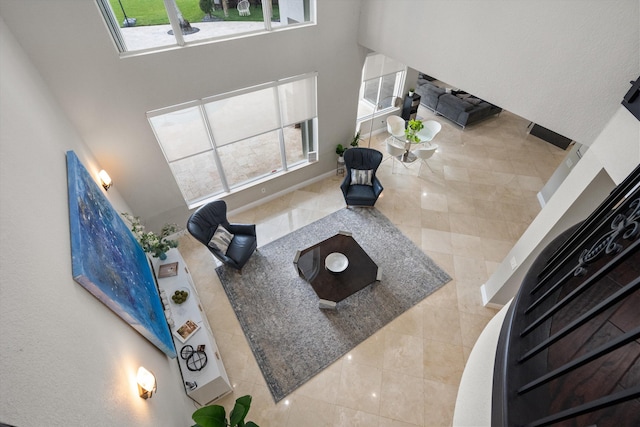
<box><xmin>294</xmin><ymin>231</ymin><xmax>381</xmax><ymax>309</ymax></box>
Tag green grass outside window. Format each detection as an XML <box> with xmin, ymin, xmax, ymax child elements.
<box><xmin>109</xmin><ymin>0</ymin><xmax>279</xmax><ymax>27</ymax></box>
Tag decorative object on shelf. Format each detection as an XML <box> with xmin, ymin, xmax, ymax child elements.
<box><xmin>66</xmin><ymin>151</ymin><xmax>176</xmax><ymax>358</ymax></box>
<box><xmin>181</xmin><ymin>343</ymin><xmax>208</xmax><ymax>371</ymax></box>
<box><xmin>98</xmin><ymin>169</ymin><xmax>112</xmax><ymax>191</ymax></box>
<box><xmin>405</xmin><ymin>119</ymin><xmax>424</xmax><ymax>143</ymax></box>
<box><xmin>174</xmin><ymin>319</ymin><xmax>200</xmax><ymax>343</ymax></box>
<box><xmin>408</xmin><ymin>88</ymin><xmax>415</xmax><ymax>96</ymax></box>
<box><xmin>122</xmin><ymin>212</ymin><xmax>179</xmax><ymax>259</ymax></box>
<box><xmin>158</xmin><ymin>261</ymin><xmax>179</xmax><ymax>278</ymax></box>
<box><xmin>181</xmin><ymin>344</ymin><xmax>194</xmax><ymax>359</ymax></box>
<box><xmin>137</xmin><ymin>366</ymin><xmax>157</xmax><ymax>399</ymax></box>
<box><xmin>192</xmin><ymin>395</ymin><xmax>260</xmax><ymax>427</ymax></box>
<box><xmin>187</xmin><ymin>349</ymin><xmax>208</xmax><ymax>371</ymax></box>
<box><xmin>171</xmin><ymin>288</ymin><xmax>189</xmax><ymax>304</ymax></box>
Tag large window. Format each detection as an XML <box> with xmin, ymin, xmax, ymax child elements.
<box><xmin>97</xmin><ymin>0</ymin><xmax>316</xmax><ymax>54</ymax></box>
<box><xmin>148</xmin><ymin>74</ymin><xmax>317</xmax><ymax>207</ymax></box>
<box><xmin>357</xmin><ymin>53</ymin><xmax>406</xmax><ymax>123</ymax></box>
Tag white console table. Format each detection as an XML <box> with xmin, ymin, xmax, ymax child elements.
<box><xmin>155</xmin><ymin>249</ymin><xmax>232</xmax><ymax>405</ymax></box>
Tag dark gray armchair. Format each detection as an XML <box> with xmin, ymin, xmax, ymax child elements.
<box><xmin>187</xmin><ymin>201</ymin><xmax>257</xmax><ymax>272</ymax></box>
<box><xmin>340</xmin><ymin>147</ymin><xmax>384</xmax><ymax>207</ymax></box>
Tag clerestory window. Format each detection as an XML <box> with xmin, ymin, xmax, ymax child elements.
<box><xmin>148</xmin><ymin>73</ymin><xmax>317</xmax><ymax>207</ymax></box>
<box><xmin>96</xmin><ymin>0</ymin><xmax>316</xmax><ymax>54</ymax></box>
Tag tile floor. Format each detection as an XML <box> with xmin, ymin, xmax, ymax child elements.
<box><xmin>177</xmin><ymin>106</ymin><xmax>568</xmax><ymax>426</ymax></box>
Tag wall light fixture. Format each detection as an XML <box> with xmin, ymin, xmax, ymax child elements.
<box><xmin>137</xmin><ymin>366</ymin><xmax>157</xmax><ymax>399</ymax></box>
<box><xmin>99</xmin><ymin>169</ymin><xmax>112</xmax><ymax>191</ymax></box>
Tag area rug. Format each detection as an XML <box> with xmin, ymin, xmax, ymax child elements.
<box><xmin>216</xmin><ymin>208</ymin><xmax>451</xmax><ymax>402</ymax></box>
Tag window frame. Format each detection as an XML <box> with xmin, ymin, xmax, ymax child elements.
<box><xmin>356</xmin><ymin>53</ymin><xmax>407</xmax><ymax>129</ymax></box>
<box><xmin>147</xmin><ymin>73</ymin><xmax>318</xmax><ymax>208</ymax></box>
<box><xmin>96</xmin><ymin>0</ymin><xmax>317</xmax><ymax>56</ymax></box>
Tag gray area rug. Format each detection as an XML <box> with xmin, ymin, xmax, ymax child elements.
<box><xmin>216</xmin><ymin>208</ymin><xmax>451</xmax><ymax>402</ymax></box>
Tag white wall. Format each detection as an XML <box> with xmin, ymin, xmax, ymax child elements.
<box><xmin>0</xmin><ymin>0</ymin><xmax>367</xmax><ymax>232</ymax></box>
<box><xmin>0</xmin><ymin>17</ymin><xmax>193</xmax><ymax>426</ymax></box>
<box><xmin>358</xmin><ymin>0</ymin><xmax>638</xmax><ymax>147</ymax></box>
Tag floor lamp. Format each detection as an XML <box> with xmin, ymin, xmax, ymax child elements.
<box><xmin>367</xmin><ymin>95</ymin><xmax>397</xmax><ymax>148</ymax></box>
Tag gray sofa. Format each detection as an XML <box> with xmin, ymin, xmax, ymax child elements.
<box><xmin>415</xmin><ymin>79</ymin><xmax>502</xmax><ymax>128</ymax></box>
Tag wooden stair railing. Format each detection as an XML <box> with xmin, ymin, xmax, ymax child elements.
<box><xmin>492</xmin><ymin>165</ymin><xmax>640</xmax><ymax>427</ymax></box>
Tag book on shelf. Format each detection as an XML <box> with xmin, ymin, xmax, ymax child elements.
<box><xmin>158</xmin><ymin>262</ymin><xmax>179</xmax><ymax>278</ymax></box>
<box><xmin>174</xmin><ymin>319</ymin><xmax>200</xmax><ymax>343</ymax></box>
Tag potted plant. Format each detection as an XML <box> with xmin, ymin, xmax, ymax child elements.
<box><xmin>404</xmin><ymin>119</ymin><xmax>424</xmax><ymax>144</ymax></box>
<box><xmin>336</xmin><ymin>143</ymin><xmax>346</xmax><ymax>163</ymax></box>
<box><xmin>122</xmin><ymin>213</ymin><xmax>179</xmax><ymax>260</ymax></box>
<box><xmin>192</xmin><ymin>395</ymin><xmax>259</xmax><ymax>427</ymax></box>
<box><xmin>350</xmin><ymin>131</ymin><xmax>361</xmax><ymax>148</ymax></box>
<box><xmin>408</xmin><ymin>88</ymin><xmax>415</xmax><ymax>96</ymax></box>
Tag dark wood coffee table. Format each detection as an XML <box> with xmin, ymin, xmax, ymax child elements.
<box><xmin>294</xmin><ymin>231</ymin><xmax>381</xmax><ymax>309</ymax></box>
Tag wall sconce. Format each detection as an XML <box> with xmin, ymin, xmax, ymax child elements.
<box><xmin>99</xmin><ymin>170</ymin><xmax>112</xmax><ymax>191</ymax></box>
<box><xmin>137</xmin><ymin>366</ymin><xmax>157</xmax><ymax>399</ymax></box>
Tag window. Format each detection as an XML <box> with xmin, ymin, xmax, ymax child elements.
<box><xmin>148</xmin><ymin>74</ymin><xmax>317</xmax><ymax>207</ymax></box>
<box><xmin>357</xmin><ymin>53</ymin><xmax>406</xmax><ymax>123</ymax></box>
<box><xmin>97</xmin><ymin>0</ymin><xmax>316</xmax><ymax>54</ymax></box>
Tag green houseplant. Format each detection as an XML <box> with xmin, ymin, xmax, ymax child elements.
<box><xmin>404</xmin><ymin>119</ymin><xmax>424</xmax><ymax>143</ymax></box>
<box><xmin>192</xmin><ymin>395</ymin><xmax>259</xmax><ymax>427</ymax></box>
<box><xmin>336</xmin><ymin>143</ymin><xmax>346</xmax><ymax>157</ymax></box>
<box><xmin>350</xmin><ymin>131</ymin><xmax>361</xmax><ymax>147</ymax></box>
<box><xmin>122</xmin><ymin>213</ymin><xmax>179</xmax><ymax>259</ymax></box>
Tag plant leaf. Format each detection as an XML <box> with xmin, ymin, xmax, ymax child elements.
<box><xmin>245</xmin><ymin>422</ymin><xmax>260</xmax><ymax>427</ymax></box>
<box><xmin>229</xmin><ymin>395</ymin><xmax>252</xmax><ymax>425</ymax></box>
<box><xmin>192</xmin><ymin>405</ymin><xmax>227</xmax><ymax>427</ymax></box>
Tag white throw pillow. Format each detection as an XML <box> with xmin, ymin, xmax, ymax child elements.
<box><xmin>208</xmin><ymin>225</ymin><xmax>234</xmax><ymax>254</ymax></box>
<box><xmin>350</xmin><ymin>169</ymin><xmax>373</xmax><ymax>186</ymax></box>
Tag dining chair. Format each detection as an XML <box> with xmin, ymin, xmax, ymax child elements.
<box><xmin>386</xmin><ymin>115</ymin><xmax>406</xmax><ymax>143</ymax></box>
<box><xmin>417</xmin><ymin>120</ymin><xmax>442</xmax><ymax>144</ymax></box>
<box><xmin>414</xmin><ymin>144</ymin><xmax>438</xmax><ymax>176</ymax></box>
<box><xmin>383</xmin><ymin>137</ymin><xmax>408</xmax><ymax>174</ymax></box>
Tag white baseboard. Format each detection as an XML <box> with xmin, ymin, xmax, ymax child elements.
<box><xmin>228</xmin><ymin>170</ymin><xmax>336</xmax><ymax>216</ymax></box>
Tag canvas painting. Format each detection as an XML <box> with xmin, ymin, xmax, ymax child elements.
<box><xmin>66</xmin><ymin>150</ymin><xmax>176</xmax><ymax>358</ymax></box>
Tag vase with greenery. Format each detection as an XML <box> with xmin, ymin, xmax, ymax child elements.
<box><xmin>192</xmin><ymin>395</ymin><xmax>259</xmax><ymax>427</ymax></box>
<box><xmin>122</xmin><ymin>213</ymin><xmax>179</xmax><ymax>260</ymax></box>
<box><xmin>404</xmin><ymin>119</ymin><xmax>424</xmax><ymax>143</ymax></box>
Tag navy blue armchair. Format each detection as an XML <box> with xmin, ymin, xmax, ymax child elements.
<box><xmin>340</xmin><ymin>147</ymin><xmax>384</xmax><ymax>207</ymax></box>
<box><xmin>187</xmin><ymin>201</ymin><xmax>257</xmax><ymax>272</ymax></box>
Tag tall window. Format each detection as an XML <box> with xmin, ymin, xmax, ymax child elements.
<box><xmin>148</xmin><ymin>74</ymin><xmax>317</xmax><ymax>207</ymax></box>
<box><xmin>357</xmin><ymin>53</ymin><xmax>406</xmax><ymax>122</ymax></box>
<box><xmin>97</xmin><ymin>0</ymin><xmax>316</xmax><ymax>54</ymax></box>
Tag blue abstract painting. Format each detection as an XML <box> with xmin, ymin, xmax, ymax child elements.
<box><xmin>66</xmin><ymin>151</ymin><xmax>176</xmax><ymax>358</ymax></box>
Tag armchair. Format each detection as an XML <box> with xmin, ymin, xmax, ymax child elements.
<box><xmin>187</xmin><ymin>201</ymin><xmax>257</xmax><ymax>272</ymax></box>
<box><xmin>340</xmin><ymin>147</ymin><xmax>384</xmax><ymax>207</ymax></box>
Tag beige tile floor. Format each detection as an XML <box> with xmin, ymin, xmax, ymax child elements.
<box><xmin>177</xmin><ymin>106</ymin><xmax>568</xmax><ymax>426</ymax></box>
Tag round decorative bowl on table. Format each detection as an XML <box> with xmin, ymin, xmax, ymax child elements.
<box><xmin>325</xmin><ymin>252</ymin><xmax>349</xmax><ymax>273</ymax></box>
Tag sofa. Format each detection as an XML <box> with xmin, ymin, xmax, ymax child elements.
<box><xmin>414</xmin><ymin>78</ymin><xmax>502</xmax><ymax>128</ymax></box>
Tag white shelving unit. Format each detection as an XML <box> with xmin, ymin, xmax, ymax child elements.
<box><xmin>155</xmin><ymin>249</ymin><xmax>232</xmax><ymax>405</ymax></box>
